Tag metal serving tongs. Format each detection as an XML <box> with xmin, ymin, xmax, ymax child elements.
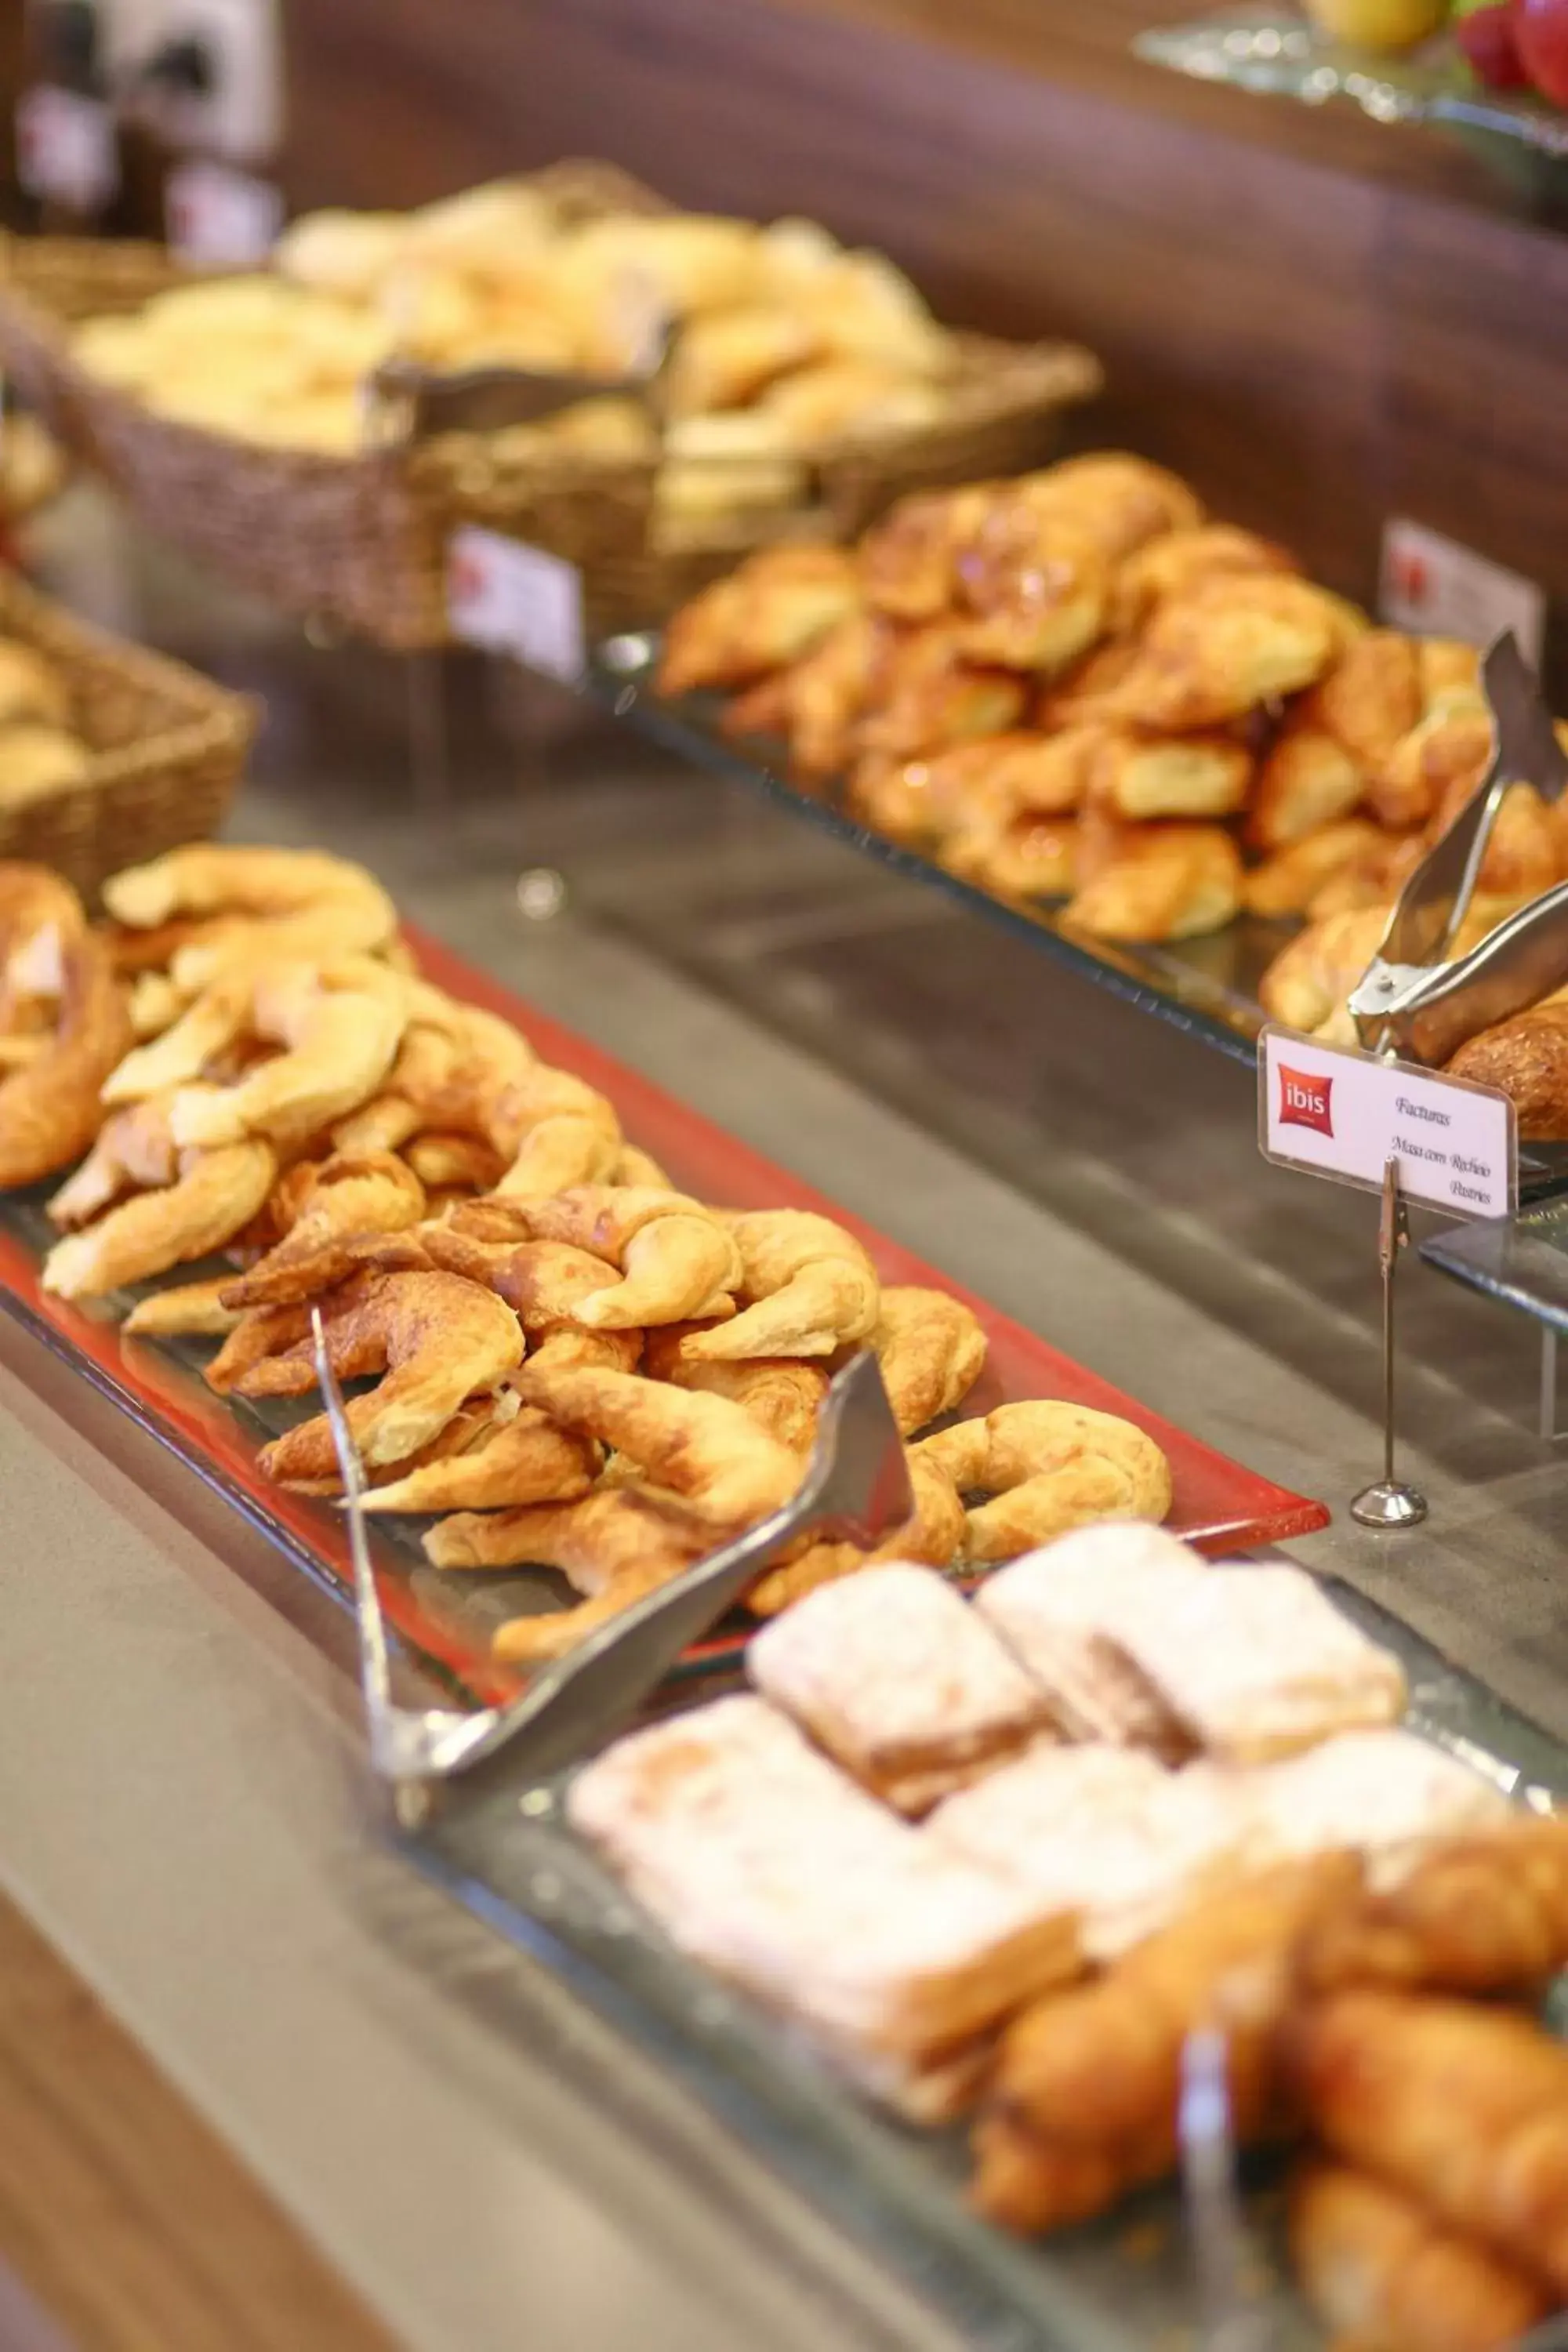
<box><xmin>362</xmin><ymin>296</ymin><xmax>677</xmax><ymax>447</ymax></box>
<box><xmin>310</xmin><ymin>1311</ymin><xmax>912</xmax><ymax>1818</ymax></box>
<box><xmin>1347</xmin><ymin>632</ymin><xmax>1568</xmax><ymax>1069</ymax></box>
<box><xmin>1178</xmin><ymin>2029</ymin><xmax>1274</xmax><ymax>2352</ymax></box>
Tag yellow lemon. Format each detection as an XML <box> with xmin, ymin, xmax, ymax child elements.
<box><xmin>1305</xmin><ymin>0</ymin><xmax>1450</xmax><ymax>48</ymax></box>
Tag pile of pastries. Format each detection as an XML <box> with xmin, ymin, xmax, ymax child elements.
<box><xmin>575</xmin><ymin>1523</ymin><xmax>1568</xmax><ymax>2352</ymax></box>
<box><xmin>0</xmin><ymin>841</ymin><xmax>1176</xmax><ymax>1660</ymax></box>
<box><xmin>659</xmin><ymin>452</ymin><xmax>1568</xmax><ymax>950</ymax></box>
<box><xmin>0</xmin><ymin>624</ymin><xmax>90</xmax><ymax>812</ymax></box>
<box><xmin>66</xmin><ymin>178</ymin><xmax>1033</xmax><ymax>546</ymax></box>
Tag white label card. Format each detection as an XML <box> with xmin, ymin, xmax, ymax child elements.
<box><xmin>1258</xmin><ymin>1025</ymin><xmax>1516</xmax><ymax>1222</ymax></box>
<box><xmin>165</xmin><ymin>160</ymin><xmax>283</xmax><ymax>269</ymax></box>
<box><xmin>15</xmin><ymin>86</ymin><xmax>118</xmax><ymax>215</ymax></box>
<box><xmin>1380</xmin><ymin>517</ymin><xmax>1545</xmax><ymax>666</ymax></box>
<box><xmin>447</xmin><ymin>527</ymin><xmax>585</xmax><ymax>682</ymax></box>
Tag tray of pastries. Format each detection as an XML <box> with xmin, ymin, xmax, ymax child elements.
<box><xmin>0</xmin><ymin>843</ymin><xmax>1323</xmax><ymax>1700</ymax></box>
<box><xmin>603</xmin><ymin>453</ymin><xmax>1568</xmax><ymax>1100</ymax></box>
<box><xmin>412</xmin><ymin>1523</ymin><xmax>1568</xmax><ymax>2351</ymax></box>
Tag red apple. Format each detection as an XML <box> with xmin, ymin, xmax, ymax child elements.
<box><xmin>1517</xmin><ymin>0</ymin><xmax>1568</xmax><ymax>106</ymax></box>
<box><xmin>1456</xmin><ymin>1</ymin><xmax>1531</xmax><ymax>86</ymax></box>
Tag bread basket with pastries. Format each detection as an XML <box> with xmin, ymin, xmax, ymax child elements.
<box><xmin>0</xmin><ymin>166</ymin><xmax>1101</xmax><ymax>648</ymax></box>
<box><xmin>0</xmin><ymin>567</ymin><xmax>255</xmax><ymax>901</ymax></box>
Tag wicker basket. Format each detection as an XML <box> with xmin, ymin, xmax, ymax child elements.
<box><xmin>0</xmin><ymin>164</ymin><xmax>1103</xmax><ymax>647</ymax></box>
<box><xmin>0</xmin><ymin>566</ymin><xmax>256</xmax><ymax>902</ymax></box>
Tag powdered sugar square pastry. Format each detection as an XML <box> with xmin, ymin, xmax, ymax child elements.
<box><xmin>926</xmin><ymin>1743</ymin><xmax>1264</xmax><ymax>1960</ymax></box>
<box><xmin>973</xmin><ymin>1522</ymin><xmax>1209</xmax><ymax>1757</ymax></box>
<box><xmin>1108</xmin><ymin>1565</ymin><xmax>1407</xmax><ymax>1763</ymax></box>
<box><xmin>747</xmin><ymin>1563</ymin><xmax>1057</xmax><ymax>1815</ymax></box>
<box><xmin>567</xmin><ymin>1694</ymin><xmax>1081</xmax><ymax>2064</ymax></box>
<box><xmin>1226</xmin><ymin>1726</ymin><xmax>1509</xmax><ymax>1887</ymax></box>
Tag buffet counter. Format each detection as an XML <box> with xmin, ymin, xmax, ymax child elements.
<box><xmin>5</xmin><ymin>496</ymin><xmax>1568</xmax><ymax>2348</ymax></box>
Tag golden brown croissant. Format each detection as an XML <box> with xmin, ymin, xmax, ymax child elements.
<box><xmin>676</xmin><ymin>1209</ymin><xmax>879</xmax><ymax>1361</ymax></box>
<box><xmin>512</xmin><ymin>1359</ymin><xmax>803</xmax><ymax>1530</ymax></box>
<box><xmin>1369</xmin><ymin>694</ymin><xmax>1493</xmax><ymax>831</ymax></box>
<box><xmin>916</xmin><ymin>1399</ymin><xmax>1171</xmax><ymax>1564</ymax></box>
<box><xmin>424</xmin><ymin>1481</ymin><xmax>706</xmax><ymax>1583</ymax></box>
<box><xmin>333</xmin><ymin>993</ymin><xmax>533</xmax><ymax>1156</ymax></box>
<box><xmin>852</xmin><ymin>625</ymin><xmax>1028</xmax><ymax>765</ymax></box>
<box><xmin>1297</xmin><ymin>1815</ymin><xmax>1568</xmax><ymax>2001</ymax></box>
<box><xmin>641</xmin><ymin>1330</ymin><xmax>829</xmax><ymax>1454</ymax></box>
<box><xmin>941</xmin><ymin>814</ymin><xmax>1079</xmax><ymax>901</ymax></box>
<box><xmin>858</xmin><ymin>483</ymin><xmax>1000</xmax><ymax>622</ymax></box>
<box><xmin>42</xmin><ymin>1142</ymin><xmax>278</xmax><ymax>1299</ymax></box>
<box><xmin>953</xmin><ymin>504</ymin><xmax>1109</xmax><ymax>673</ymax></box>
<box><xmin>1242</xmin><ymin>820</ymin><xmax>1390</xmax><ymax>919</ymax></box>
<box><xmin>404</xmin><ymin>1131</ymin><xmax>506</xmax><ymax>1192</ymax></box>
<box><xmin>1290</xmin><ymin>2162</ymin><xmax>1554</xmax><ymax>2352</ymax></box>
<box><xmin>1108</xmin><ymin>523</ymin><xmax>1296</xmax><ymax>634</ymax></box>
<box><xmin>487</xmin><ymin>1062</ymin><xmax>622</xmax><ymax>1198</ymax></box>
<box><xmin>1247</xmin><ymin>724</ymin><xmax>1367</xmax><ymax>855</ymax></box>
<box><xmin>1085</xmin><ymin>730</ymin><xmax>1253</xmax><ymax>822</ymax></box>
<box><xmin>218</xmin><ymin>1151</ymin><xmax>426</xmax><ymax>1308</ymax></box>
<box><xmin>656</xmin><ymin>543</ymin><xmax>862</xmax><ymax>695</ymax></box>
<box><xmin>1098</xmin><ymin>575</ymin><xmax>1356</xmax><ymax>731</ymax></box>
<box><xmin>121</xmin><ymin>1274</ymin><xmax>247</xmax><ymax>1337</ymax></box>
<box><xmin>495</xmin><ymin>1186</ymin><xmax>742</xmax><ymax>1327</ymax></box>
<box><xmin>764</xmin><ymin>608</ymin><xmax>894</xmax><ymax>781</ymax></box>
<box><xmin>0</xmin><ymin>926</ymin><xmax>131</xmax><ymax>1190</ymax></box>
<box><xmin>249</xmin><ymin>1269</ymin><xmax>524</xmax><ymax>1480</ymax></box>
<box><xmin>1065</xmin><ymin>820</ymin><xmax>1243</xmax><ymax>945</ymax></box>
<box><xmin>1014</xmin><ymin>452</ymin><xmax>1205</xmax><ymax>563</ymax></box>
<box><xmin>1290</xmin><ymin>1990</ymin><xmax>1568</xmax><ymax>2293</ymax></box>
<box><xmin>358</xmin><ymin>1404</ymin><xmax>599</xmax><ymax>1512</ymax></box>
<box><xmin>1257</xmin><ymin>905</ymin><xmax>1392</xmax><ymax>1036</ymax></box>
<box><xmin>743</xmin><ymin>1446</ymin><xmax>967</xmax><ymax>1615</ymax></box>
<box><xmin>973</xmin><ymin>1854</ymin><xmax>1365</xmax><ymax>2234</ymax></box>
<box><xmin>872</xmin><ymin>1283</ymin><xmax>989</xmax><ymax>1436</ymax></box>
<box><xmin>102</xmin><ymin>844</ymin><xmax>399</xmax><ymax>987</ymax></box>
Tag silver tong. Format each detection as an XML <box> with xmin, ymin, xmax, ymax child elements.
<box><xmin>310</xmin><ymin>1311</ymin><xmax>911</xmax><ymax>1813</ymax></box>
<box><xmin>1178</xmin><ymin>2029</ymin><xmax>1273</xmax><ymax>2352</ymax></box>
<box><xmin>364</xmin><ymin>318</ymin><xmax>675</xmax><ymax>447</ymax></box>
<box><xmin>1348</xmin><ymin>632</ymin><xmax>1568</xmax><ymax>1067</ymax></box>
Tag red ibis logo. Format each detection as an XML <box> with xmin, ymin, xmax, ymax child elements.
<box><xmin>1279</xmin><ymin>1065</ymin><xmax>1334</xmax><ymax>1138</ymax></box>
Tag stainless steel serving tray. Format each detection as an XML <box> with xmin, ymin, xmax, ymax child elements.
<box><xmin>407</xmin><ymin>1580</ymin><xmax>1568</xmax><ymax>2352</ymax></box>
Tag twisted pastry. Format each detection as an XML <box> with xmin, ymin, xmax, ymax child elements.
<box><xmin>358</xmin><ymin>1406</ymin><xmax>599</xmax><ymax>1514</ymax></box>
<box><xmin>498</xmin><ymin>1187</ymin><xmax>742</xmax><ymax>1328</ymax></box>
<box><xmin>642</xmin><ymin>1329</ymin><xmax>829</xmax><ymax>1455</ymax></box>
<box><xmin>872</xmin><ymin>1285</ymin><xmax>988</xmax><ymax>1435</ymax></box>
<box><xmin>247</xmin><ymin>1270</ymin><xmax>523</xmax><ymax>1479</ymax></box>
<box><xmin>42</xmin><ymin>1142</ymin><xmax>277</xmax><ymax>1299</ymax></box>
<box><xmin>510</xmin><ymin>1360</ymin><xmax>801</xmax><ymax>1530</ymax></box>
<box><xmin>0</xmin><ymin>926</ymin><xmax>130</xmax><ymax>1189</ymax></box>
<box><xmin>424</xmin><ymin>1482</ymin><xmax>706</xmax><ymax>1586</ymax></box>
<box><xmin>101</xmin><ymin>844</ymin><xmax>398</xmax><ymax>989</ymax></box>
<box><xmin>915</xmin><ymin>1401</ymin><xmax>1171</xmax><ymax>1564</ymax></box>
<box><xmin>218</xmin><ymin>1152</ymin><xmax>426</xmax><ymax>1308</ymax></box>
<box><xmin>676</xmin><ymin>1209</ymin><xmax>879</xmax><ymax>1361</ymax></box>
<box><xmin>488</xmin><ymin>1064</ymin><xmax>622</xmax><ymax>1198</ymax></box>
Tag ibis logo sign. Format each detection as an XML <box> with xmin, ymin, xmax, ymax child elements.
<box><xmin>1277</xmin><ymin>1065</ymin><xmax>1334</xmax><ymax>1139</ymax></box>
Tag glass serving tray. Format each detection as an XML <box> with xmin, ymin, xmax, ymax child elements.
<box><xmin>408</xmin><ymin>1579</ymin><xmax>1568</xmax><ymax>2352</ymax></box>
<box><xmin>590</xmin><ymin>633</ymin><xmax>1299</xmax><ymax>1069</ymax></box>
<box><xmin>1134</xmin><ymin>4</ymin><xmax>1568</xmax><ymax>159</ymax></box>
<box><xmin>0</xmin><ymin>924</ymin><xmax>1327</xmax><ymax>1702</ymax></box>
<box><xmin>1421</xmin><ymin>1186</ymin><xmax>1568</xmax><ymax>1334</ymax></box>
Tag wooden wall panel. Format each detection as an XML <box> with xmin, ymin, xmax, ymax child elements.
<box><xmin>276</xmin><ymin>0</ymin><xmax>1564</xmax><ymax>620</ymax></box>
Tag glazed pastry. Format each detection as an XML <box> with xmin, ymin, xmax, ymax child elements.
<box><xmin>1065</xmin><ymin>821</ymin><xmax>1243</xmax><ymax>944</ymax></box>
<box><xmin>953</xmin><ymin>504</ymin><xmax>1109</xmax><ymax>673</ymax></box>
<box><xmin>1095</xmin><ymin>575</ymin><xmax>1358</xmax><ymax>731</ymax></box>
<box><xmin>42</xmin><ymin>1141</ymin><xmax>277</xmax><ymax>1298</ymax></box>
<box><xmin>247</xmin><ymin>1269</ymin><xmax>523</xmax><ymax>1479</ymax></box>
<box><xmin>1108</xmin><ymin>524</ymin><xmax>1296</xmax><ymax>634</ymax></box>
<box><xmin>855</xmin><ymin>626</ymin><xmax>1027</xmax><ymax>763</ymax></box>
<box><xmin>971</xmin><ymin>1854</ymin><xmax>1363</xmax><ymax>2233</ymax></box>
<box><xmin>858</xmin><ymin>485</ymin><xmax>1000</xmax><ymax>623</ymax></box>
<box><xmin>1289</xmin><ymin>2164</ymin><xmax>1552</xmax><ymax>2352</ymax></box>
<box><xmin>871</xmin><ymin>1284</ymin><xmax>988</xmax><ymax>1436</ymax></box>
<box><xmin>1290</xmin><ymin>1991</ymin><xmax>1568</xmax><ymax>2292</ymax></box>
<box><xmin>1084</xmin><ymin>730</ymin><xmax>1253</xmax><ymax>822</ymax></box>
<box><xmin>1012</xmin><ymin>452</ymin><xmax>1205</xmax><ymax>562</ymax></box>
<box><xmin>511</xmin><ymin>1360</ymin><xmax>802</xmax><ymax>1530</ymax></box>
<box><xmin>656</xmin><ymin>545</ymin><xmax>862</xmax><ymax>696</ymax></box>
<box><xmin>916</xmin><ymin>1400</ymin><xmax>1172</xmax><ymax>1564</ymax></box>
<box><xmin>676</xmin><ymin>1208</ymin><xmax>880</xmax><ymax>1360</ymax></box>
<box><xmin>1242</xmin><ymin>819</ymin><xmax>1388</xmax><ymax>918</ymax></box>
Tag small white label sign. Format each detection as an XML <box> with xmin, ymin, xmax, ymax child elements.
<box><xmin>165</xmin><ymin>159</ymin><xmax>283</xmax><ymax>269</ymax></box>
<box><xmin>1380</xmin><ymin>517</ymin><xmax>1545</xmax><ymax>666</ymax></box>
<box><xmin>1259</xmin><ymin>1025</ymin><xmax>1516</xmax><ymax>1221</ymax></box>
<box><xmin>15</xmin><ymin>86</ymin><xmax>118</xmax><ymax>215</ymax></box>
<box><xmin>447</xmin><ymin>526</ymin><xmax>585</xmax><ymax>681</ymax></box>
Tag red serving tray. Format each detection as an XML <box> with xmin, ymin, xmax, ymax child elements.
<box><xmin>0</xmin><ymin>924</ymin><xmax>1327</xmax><ymax>1704</ymax></box>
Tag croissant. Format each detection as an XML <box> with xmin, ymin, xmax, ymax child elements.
<box><xmin>1247</xmin><ymin>723</ymin><xmax>1367</xmax><ymax>854</ymax></box>
<box><xmin>499</xmin><ymin>1186</ymin><xmax>742</xmax><ymax>1327</ymax></box>
<box><xmin>855</xmin><ymin>626</ymin><xmax>1027</xmax><ymax>764</ymax></box>
<box><xmin>0</xmin><ymin>927</ymin><xmax>131</xmax><ymax>1189</ymax></box>
<box><xmin>858</xmin><ymin>483</ymin><xmax>1000</xmax><ymax>622</ymax></box>
<box><xmin>941</xmin><ymin>814</ymin><xmax>1079</xmax><ymax>901</ymax></box>
<box><xmin>249</xmin><ymin>1269</ymin><xmax>524</xmax><ymax>1480</ymax></box>
<box><xmin>512</xmin><ymin>1360</ymin><xmax>802</xmax><ymax>1530</ymax></box>
<box><xmin>488</xmin><ymin>1063</ymin><xmax>622</xmax><ymax>1198</ymax></box>
<box><xmin>423</xmin><ymin>1482</ymin><xmax>707</xmax><ymax>1584</ymax></box>
<box><xmin>1290</xmin><ymin>2163</ymin><xmax>1554</xmax><ymax>2352</ymax></box>
<box><xmin>1108</xmin><ymin>524</ymin><xmax>1295</xmax><ymax>635</ymax></box>
<box><xmin>744</xmin><ymin>1447</ymin><xmax>967</xmax><ymax>1614</ymax></box>
<box><xmin>358</xmin><ymin>1405</ymin><xmax>599</xmax><ymax>1512</ymax></box>
<box><xmin>953</xmin><ymin>506</ymin><xmax>1109</xmax><ymax>673</ymax></box>
<box><xmin>1369</xmin><ymin>695</ymin><xmax>1493</xmax><ymax>831</ymax></box>
<box><xmin>973</xmin><ymin>1854</ymin><xmax>1365</xmax><ymax>2234</ymax></box>
<box><xmin>1257</xmin><ymin>905</ymin><xmax>1392</xmax><ymax>1036</ymax></box>
<box><xmin>1297</xmin><ymin>1815</ymin><xmax>1568</xmax><ymax>2000</ymax></box>
<box><xmin>404</xmin><ymin>1131</ymin><xmax>505</xmax><ymax>1192</ymax></box>
<box><xmin>768</xmin><ymin>609</ymin><xmax>893</xmax><ymax>781</ymax></box>
<box><xmin>1066</xmin><ymin>818</ymin><xmax>1243</xmax><ymax>945</ymax></box>
<box><xmin>656</xmin><ymin>543</ymin><xmax>862</xmax><ymax>695</ymax></box>
<box><xmin>872</xmin><ymin>1284</ymin><xmax>989</xmax><ymax>1436</ymax></box>
<box><xmin>101</xmin><ymin>844</ymin><xmax>399</xmax><ymax>986</ymax></box>
<box><xmin>1242</xmin><ymin>820</ymin><xmax>1390</xmax><ymax>919</ymax></box>
<box><xmin>42</xmin><ymin>1141</ymin><xmax>278</xmax><ymax>1300</ymax></box>
<box><xmin>335</xmin><ymin>994</ymin><xmax>534</xmax><ymax>1155</ymax></box>
<box><xmin>218</xmin><ymin>1152</ymin><xmax>426</xmax><ymax>1308</ymax></box>
<box><xmin>641</xmin><ymin>1331</ymin><xmax>829</xmax><ymax>1454</ymax></box>
<box><xmin>1290</xmin><ymin>1990</ymin><xmax>1568</xmax><ymax>2292</ymax></box>
<box><xmin>916</xmin><ymin>1400</ymin><xmax>1171</xmax><ymax>1564</ymax></box>
<box><xmin>1016</xmin><ymin>453</ymin><xmax>1205</xmax><ymax>563</ymax></box>
<box><xmin>676</xmin><ymin>1209</ymin><xmax>880</xmax><ymax>1360</ymax></box>
<box><xmin>121</xmin><ymin>1274</ymin><xmax>247</xmax><ymax>1337</ymax></box>
<box><xmin>1097</xmin><ymin>575</ymin><xmax>1357</xmax><ymax>731</ymax></box>
<box><xmin>1084</xmin><ymin>730</ymin><xmax>1253</xmax><ymax>823</ymax></box>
